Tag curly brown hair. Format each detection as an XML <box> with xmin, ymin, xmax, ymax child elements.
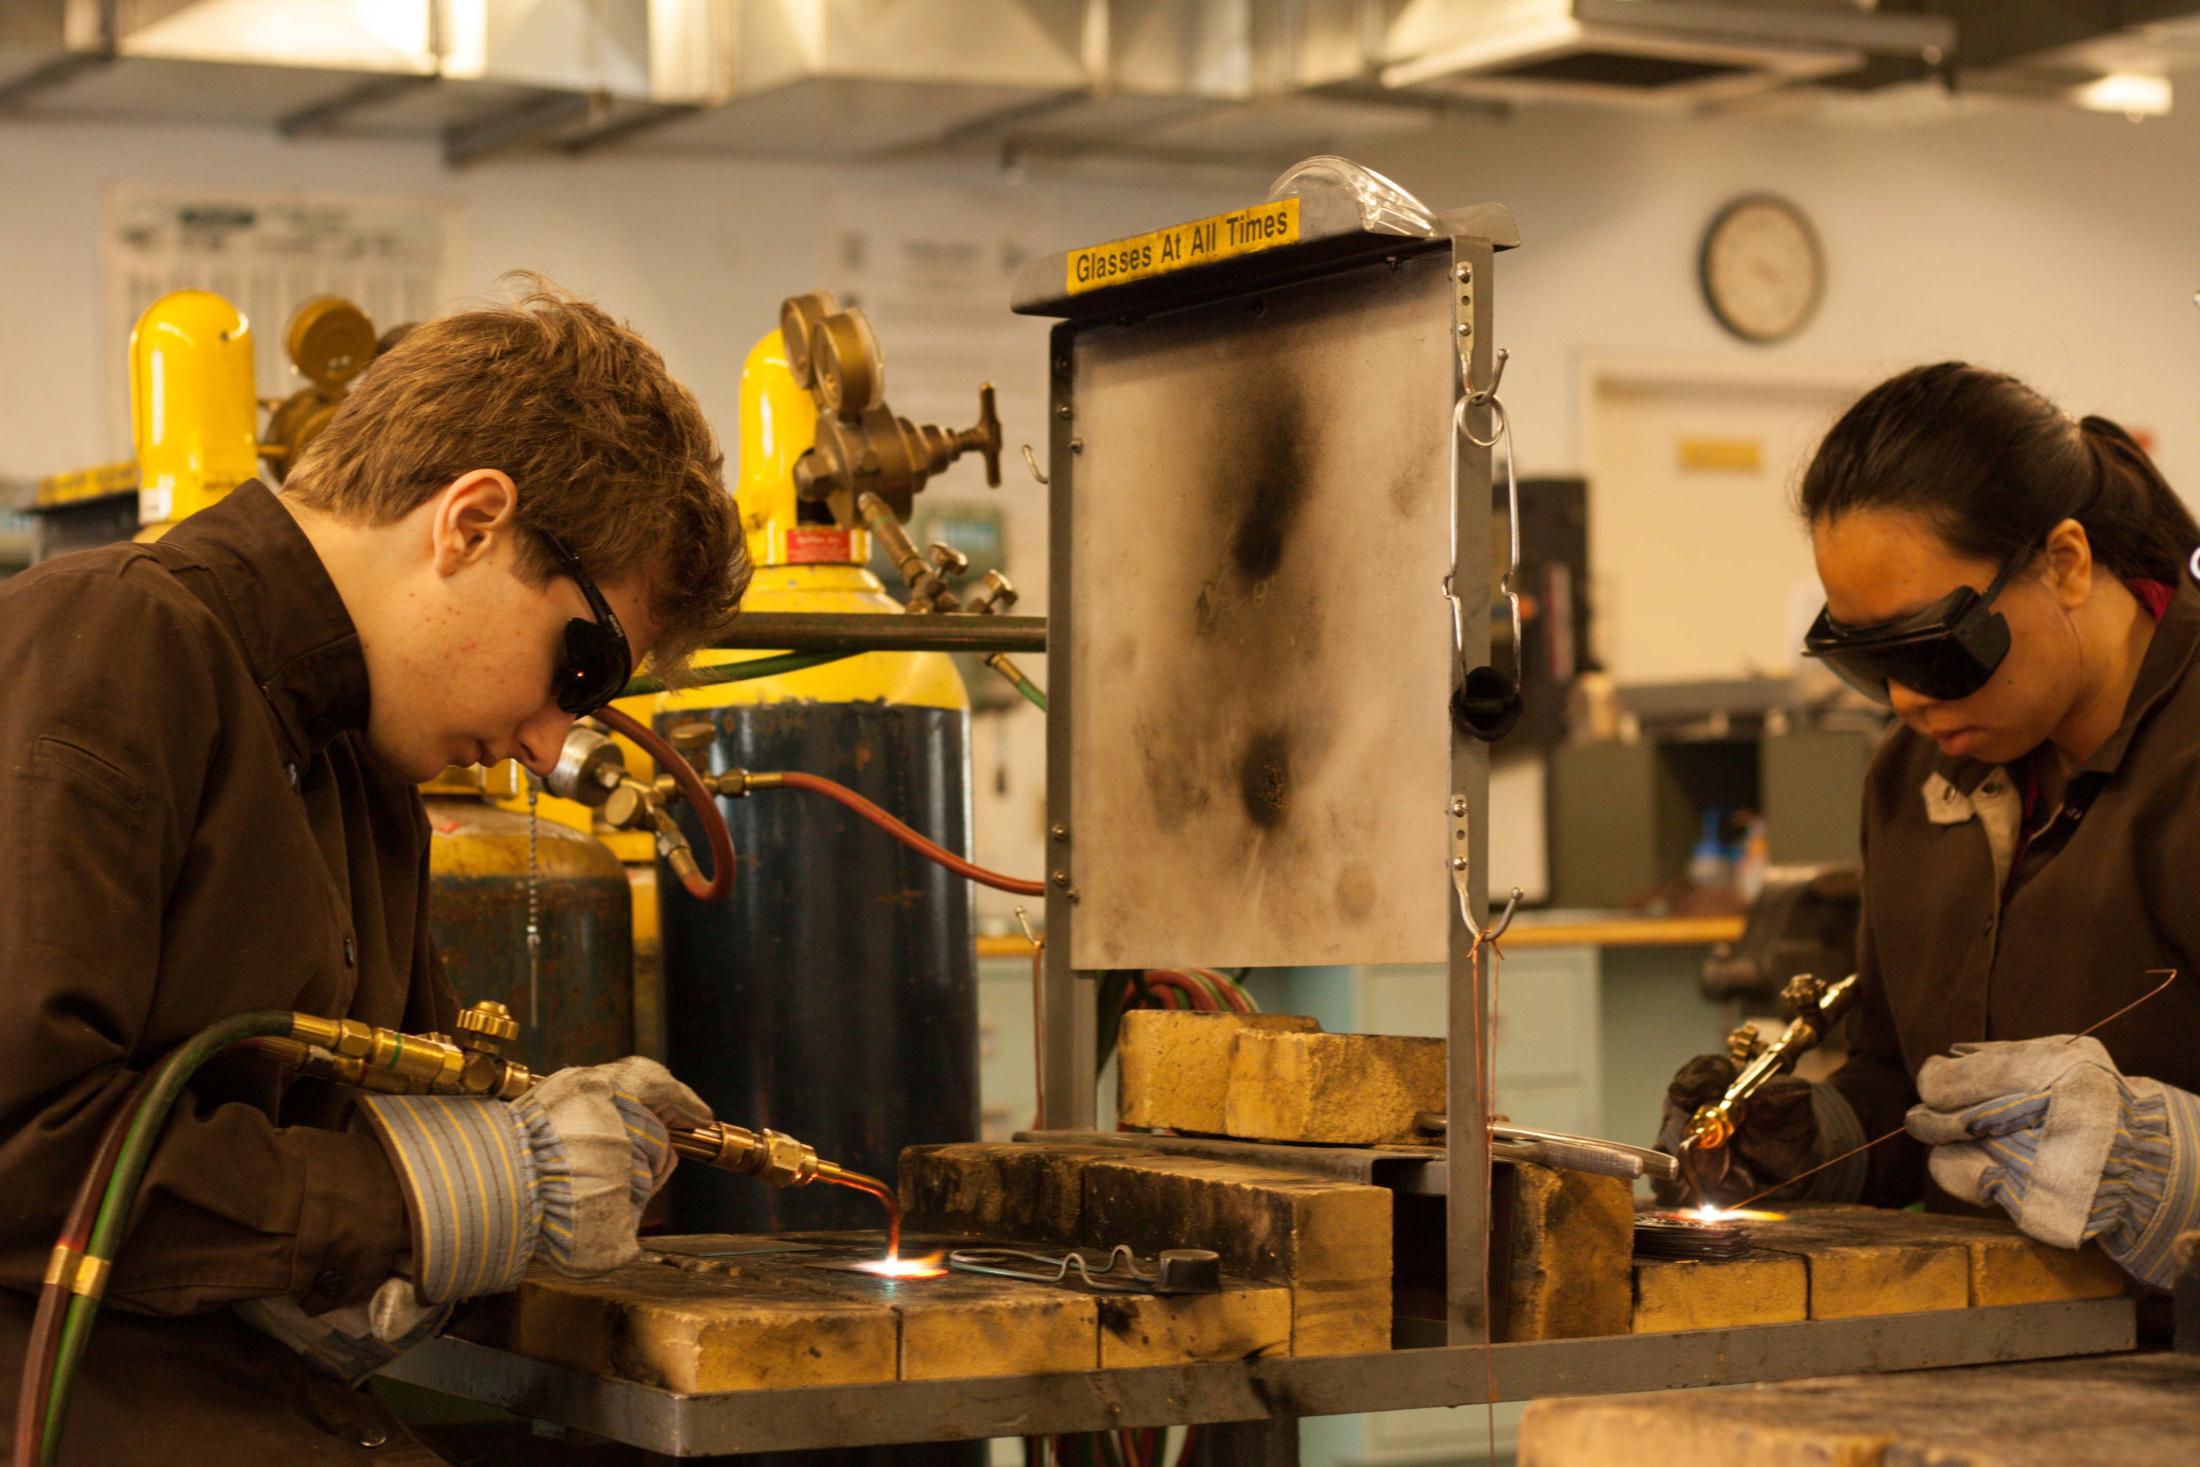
<box><xmin>282</xmin><ymin>272</ymin><xmax>748</xmax><ymax>681</ymax></box>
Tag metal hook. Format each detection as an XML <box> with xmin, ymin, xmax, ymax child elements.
<box><xmin>1020</xmin><ymin>443</ymin><xmax>1049</xmax><ymax>486</ymax></box>
<box><xmin>1469</xmin><ymin>885</ymin><xmax>1524</xmax><ymax>945</ymax></box>
<box><xmin>1465</xmin><ymin>345</ymin><xmax>1509</xmax><ymax>408</ymax></box>
<box><xmin>1459</xmin><ymin>346</ymin><xmax>1510</xmax><ymax>450</ymax></box>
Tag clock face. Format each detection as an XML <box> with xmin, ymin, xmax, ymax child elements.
<box><xmin>1700</xmin><ymin>195</ymin><xmax>1823</xmax><ymax>344</ymax></box>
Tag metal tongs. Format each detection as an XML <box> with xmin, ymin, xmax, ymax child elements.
<box><xmin>1417</xmin><ymin>1114</ymin><xmax>1680</xmax><ymax>1184</ymax></box>
<box><xmin>1493</xmin><ymin>1123</ymin><xmax>1679</xmax><ymax>1183</ymax></box>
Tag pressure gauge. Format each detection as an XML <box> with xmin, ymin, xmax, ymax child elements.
<box><xmin>1699</xmin><ymin>194</ymin><xmax>1824</xmax><ymax>345</ymax></box>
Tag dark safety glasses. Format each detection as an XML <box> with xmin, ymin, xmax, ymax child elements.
<box><xmin>1801</xmin><ymin>548</ymin><xmax>2029</xmax><ymax>705</ymax></box>
<box><xmin>537</xmin><ymin>530</ymin><xmax>632</xmax><ymax>717</ymax></box>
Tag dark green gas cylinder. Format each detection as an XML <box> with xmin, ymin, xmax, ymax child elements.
<box><xmin>425</xmin><ymin>775</ymin><xmax>633</xmax><ymax>1075</ymax></box>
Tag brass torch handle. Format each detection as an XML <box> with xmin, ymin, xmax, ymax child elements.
<box><xmin>1689</xmin><ymin>974</ymin><xmax>1860</xmax><ymax>1148</ymax></box>
<box><xmin>668</xmin><ymin>1122</ymin><xmax>824</xmax><ymax>1187</ymax></box>
<box><xmin>248</xmin><ymin>1010</ymin><xmax>536</xmax><ymax>1101</ymax></box>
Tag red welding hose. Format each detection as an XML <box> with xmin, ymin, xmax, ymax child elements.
<box><xmin>1188</xmin><ymin>968</ymin><xmax>1255</xmax><ymax>1015</ymax></box>
<box><xmin>594</xmin><ymin>706</ymin><xmax>735</xmax><ymax>902</ymax></box>
<box><xmin>767</xmin><ymin>771</ymin><xmax>1047</xmax><ymax>897</ymax></box>
<box><xmin>14</xmin><ymin>1076</ymin><xmax>150</xmax><ymax>1467</ymax></box>
<box><xmin>1128</xmin><ymin>972</ymin><xmax>1219</xmax><ymax>1011</ymax></box>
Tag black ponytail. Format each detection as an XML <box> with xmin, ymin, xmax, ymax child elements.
<box><xmin>1799</xmin><ymin>363</ymin><xmax>2199</xmax><ymax>586</ymax></box>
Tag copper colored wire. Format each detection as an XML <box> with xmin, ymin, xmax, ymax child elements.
<box><xmin>1468</xmin><ymin>932</ymin><xmax>1501</xmax><ymax>1462</ymax></box>
<box><xmin>1729</xmin><ymin>966</ymin><xmax>2179</xmax><ymax>1213</ymax></box>
<box><xmin>1018</xmin><ymin>909</ymin><xmax>1045</xmax><ymax>1129</ymax></box>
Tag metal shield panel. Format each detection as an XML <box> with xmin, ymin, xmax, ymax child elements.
<box><xmin>1066</xmin><ymin>248</ymin><xmax>1458</xmax><ymax>969</ymax></box>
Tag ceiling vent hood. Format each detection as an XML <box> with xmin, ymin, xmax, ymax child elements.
<box><xmin>0</xmin><ymin>2</ymin><xmax>73</xmax><ymax>98</ymax></box>
<box><xmin>641</xmin><ymin>0</ymin><xmax>1090</xmax><ymax>160</ymax></box>
<box><xmin>1364</xmin><ymin>0</ymin><xmax>1953</xmax><ymax>110</ymax></box>
<box><xmin>0</xmin><ymin>2</ymin><xmax>723</xmax><ymax>160</ymax></box>
<box><xmin>963</xmin><ymin>1</ymin><xmax>1447</xmax><ymax>169</ymax></box>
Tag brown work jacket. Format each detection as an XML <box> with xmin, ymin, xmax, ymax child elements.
<box><xmin>1832</xmin><ymin>577</ymin><xmax>2200</xmax><ymax>1207</ymax></box>
<box><xmin>0</xmin><ymin>483</ymin><xmax>455</xmax><ymax>1461</ymax></box>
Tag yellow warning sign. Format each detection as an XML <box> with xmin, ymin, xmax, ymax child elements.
<box><xmin>1065</xmin><ymin>198</ymin><xmax>1300</xmax><ymax>296</ymax></box>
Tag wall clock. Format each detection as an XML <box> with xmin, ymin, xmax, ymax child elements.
<box><xmin>1700</xmin><ymin>194</ymin><xmax>1824</xmax><ymax>344</ymax></box>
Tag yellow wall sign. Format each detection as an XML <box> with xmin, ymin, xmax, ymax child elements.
<box><xmin>1677</xmin><ymin>436</ymin><xmax>1764</xmax><ymax>473</ymax></box>
<box><xmin>1066</xmin><ymin>198</ymin><xmax>1300</xmax><ymax>296</ymax></box>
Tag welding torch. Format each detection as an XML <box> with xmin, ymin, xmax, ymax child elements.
<box><xmin>19</xmin><ymin>1002</ymin><xmax>880</xmax><ymax>1467</ymax></box>
<box><xmin>1674</xmin><ymin>972</ymin><xmax>1858</xmax><ymax>1197</ymax></box>
<box><xmin>239</xmin><ymin>1002</ymin><xmax>878</xmax><ymax>1195</ymax></box>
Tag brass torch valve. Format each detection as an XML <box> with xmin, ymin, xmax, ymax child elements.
<box><xmin>664</xmin><ymin>1121</ymin><xmax>839</xmax><ymax>1188</ymax></box>
<box><xmin>775</xmin><ymin>289</ymin><xmax>1002</xmax><ymax>531</ymax></box>
<box><xmin>543</xmin><ymin>720</ymin><xmax>727</xmax><ymax>890</ymax></box>
<box><xmin>547</xmin><ymin>720</ymin><xmax>783</xmax><ymax>851</ymax></box>
<box><xmin>1685</xmin><ymin>972</ymin><xmax>1859</xmax><ymax>1151</ymax></box>
<box><xmin>248</xmin><ymin>1000</ymin><xmax>536</xmax><ymax>1101</ymax></box>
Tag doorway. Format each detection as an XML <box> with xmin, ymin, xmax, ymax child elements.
<box><xmin>1583</xmin><ymin>361</ymin><xmax>1868</xmax><ymax>684</ymax></box>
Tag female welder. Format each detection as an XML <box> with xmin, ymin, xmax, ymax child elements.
<box><xmin>1658</xmin><ymin>361</ymin><xmax>2200</xmax><ymax>1289</ymax></box>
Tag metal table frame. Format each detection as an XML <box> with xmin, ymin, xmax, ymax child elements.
<box><xmin>386</xmin><ymin>1300</ymin><xmax>2136</xmax><ymax>1458</ymax></box>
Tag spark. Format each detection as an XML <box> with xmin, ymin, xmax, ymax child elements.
<box><xmin>851</xmin><ymin>1251</ymin><xmax>948</xmax><ymax>1280</ymax></box>
<box><xmin>1687</xmin><ymin>1204</ymin><xmax>1786</xmax><ymax>1223</ymax></box>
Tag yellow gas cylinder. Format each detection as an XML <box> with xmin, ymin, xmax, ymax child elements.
<box><xmin>127</xmin><ymin>289</ymin><xmax>260</xmax><ymax>541</ymax></box>
<box><xmin>421</xmin><ymin>762</ymin><xmax>634</xmax><ymax>1075</ymax></box>
<box><xmin>648</xmin><ymin>325</ymin><xmax>976</xmax><ymax>1237</ymax></box>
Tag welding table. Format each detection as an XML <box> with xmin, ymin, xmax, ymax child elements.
<box><xmin>385</xmin><ymin>1298</ymin><xmax>2133</xmax><ymax>1459</ymax></box>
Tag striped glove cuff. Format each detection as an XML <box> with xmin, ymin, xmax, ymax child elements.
<box><xmin>2090</xmin><ymin>1079</ymin><xmax>2200</xmax><ymax>1289</ymax></box>
<box><xmin>617</xmin><ymin>1089</ymin><xmax>677</xmax><ymax>1202</ymax></box>
<box><xmin>356</xmin><ymin>1094</ymin><xmax>543</xmax><ymax>1305</ymax></box>
<box><xmin>506</xmin><ymin>1086</ymin><xmax>672</xmax><ymax>1273</ymax></box>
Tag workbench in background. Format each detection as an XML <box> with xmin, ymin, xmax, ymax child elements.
<box><xmin>1518</xmin><ymin>1353</ymin><xmax>2200</xmax><ymax>1467</ymax></box>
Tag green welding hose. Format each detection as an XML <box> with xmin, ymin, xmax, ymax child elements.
<box><xmin>619</xmin><ymin>650</ymin><xmax>852</xmax><ymax>699</ymax></box>
<box><xmin>40</xmin><ymin>1010</ymin><xmax>296</xmax><ymax>1465</ymax></box>
<box><xmin>979</xmin><ymin>654</ymin><xmax>1048</xmax><ymax>712</ymax></box>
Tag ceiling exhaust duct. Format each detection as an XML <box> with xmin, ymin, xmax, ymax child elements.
<box><xmin>1363</xmin><ymin>0</ymin><xmax>1952</xmax><ymax>111</ymax></box>
<box><xmin>640</xmin><ymin>0</ymin><xmax>1090</xmax><ymax>160</ymax></box>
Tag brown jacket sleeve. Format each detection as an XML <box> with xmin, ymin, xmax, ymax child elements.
<box><xmin>0</xmin><ymin>561</ymin><xmax>408</xmax><ymax>1315</ymax></box>
<box><xmin>1823</xmin><ymin>767</ymin><xmax>1929</xmax><ymax>1208</ymax></box>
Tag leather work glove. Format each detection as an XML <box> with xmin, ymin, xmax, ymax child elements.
<box><xmin>1652</xmin><ymin>1053</ymin><xmax>1865</xmax><ymax>1208</ymax></box>
<box><xmin>1905</xmin><ymin>1035</ymin><xmax>2200</xmax><ymax>1289</ymax></box>
<box><xmin>357</xmin><ymin>1055</ymin><xmax>712</xmax><ymax>1304</ymax></box>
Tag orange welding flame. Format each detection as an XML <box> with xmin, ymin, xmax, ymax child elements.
<box><xmin>852</xmin><ymin>1251</ymin><xmax>948</xmax><ymax>1280</ymax></box>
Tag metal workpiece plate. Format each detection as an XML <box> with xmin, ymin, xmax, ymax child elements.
<box><xmin>385</xmin><ymin>1299</ymin><xmax>2136</xmax><ymax>1456</ymax></box>
<box><xmin>1064</xmin><ymin>246</ymin><xmax>1459</xmax><ymax>971</ymax></box>
<box><xmin>643</xmin><ymin>1238</ymin><xmax>823</xmax><ymax>1260</ymax></box>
